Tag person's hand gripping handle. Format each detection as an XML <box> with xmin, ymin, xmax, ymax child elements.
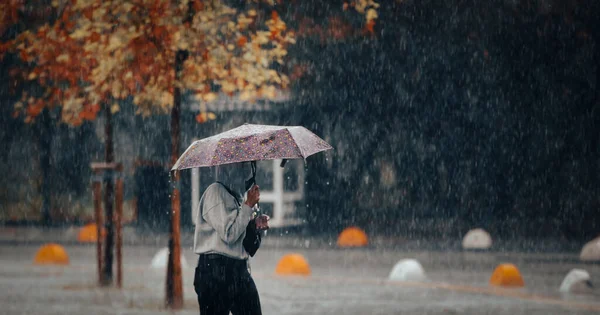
<box><xmin>244</xmin><ymin>185</ymin><xmax>260</xmax><ymax>208</ymax></box>
<box><xmin>245</xmin><ymin>185</ymin><xmax>269</xmax><ymax>231</ymax></box>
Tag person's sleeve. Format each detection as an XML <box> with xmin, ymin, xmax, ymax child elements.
<box><xmin>202</xmin><ymin>184</ymin><xmax>254</xmax><ymax>244</ymax></box>
<box><xmin>243</xmin><ymin>219</ymin><xmax>262</xmax><ymax>257</ymax></box>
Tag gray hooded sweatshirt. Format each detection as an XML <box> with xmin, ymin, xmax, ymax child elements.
<box><xmin>193</xmin><ymin>163</ymin><xmax>254</xmax><ymax>260</ymax></box>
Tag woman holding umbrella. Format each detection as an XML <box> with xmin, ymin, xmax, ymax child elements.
<box><xmin>193</xmin><ymin>162</ymin><xmax>269</xmax><ymax>315</ymax></box>
<box><xmin>173</xmin><ymin>124</ymin><xmax>332</xmax><ymax>314</ymax></box>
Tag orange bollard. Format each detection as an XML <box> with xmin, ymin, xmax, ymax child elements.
<box><xmin>337</xmin><ymin>226</ymin><xmax>368</xmax><ymax>247</ymax></box>
<box><xmin>34</xmin><ymin>243</ymin><xmax>69</xmax><ymax>265</ymax></box>
<box><xmin>77</xmin><ymin>223</ymin><xmax>105</xmax><ymax>243</ymax></box>
<box><xmin>275</xmin><ymin>253</ymin><xmax>311</xmax><ymax>276</ymax></box>
<box><xmin>489</xmin><ymin>263</ymin><xmax>525</xmax><ymax>287</ymax></box>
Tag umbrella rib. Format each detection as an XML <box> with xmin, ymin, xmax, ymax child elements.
<box><xmin>285</xmin><ymin>128</ymin><xmax>308</xmax><ymax>158</ymax></box>
<box><xmin>172</xmin><ymin>139</ymin><xmax>200</xmax><ymax>170</ymax></box>
<box><xmin>287</xmin><ymin>126</ymin><xmax>332</xmax><ymax>158</ymax></box>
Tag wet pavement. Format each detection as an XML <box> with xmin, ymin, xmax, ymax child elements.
<box><xmin>1</xmin><ymin>237</ymin><xmax>599</xmax><ymax>315</ymax></box>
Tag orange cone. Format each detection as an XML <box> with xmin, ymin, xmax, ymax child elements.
<box><xmin>275</xmin><ymin>253</ymin><xmax>311</xmax><ymax>276</ymax></box>
<box><xmin>489</xmin><ymin>263</ymin><xmax>525</xmax><ymax>287</ymax></box>
<box><xmin>77</xmin><ymin>223</ymin><xmax>105</xmax><ymax>243</ymax></box>
<box><xmin>34</xmin><ymin>243</ymin><xmax>69</xmax><ymax>265</ymax></box>
<box><xmin>337</xmin><ymin>226</ymin><xmax>368</xmax><ymax>247</ymax></box>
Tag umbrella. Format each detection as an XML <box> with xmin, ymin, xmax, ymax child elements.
<box><xmin>172</xmin><ymin>123</ymin><xmax>333</xmax><ymax>171</ymax></box>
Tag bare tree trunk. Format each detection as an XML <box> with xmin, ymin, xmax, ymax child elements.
<box><xmin>115</xmin><ymin>174</ymin><xmax>124</xmax><ymax>288</ymax></box>
<box><xmin>166</xmin><ymin>2</ymin><xmax>194</xmax><ymax>309</ymax></box>
<box><xmin>102</xmin><ymin>103</ymin><xmax>115</xmax><ymax>286</ymax></box>
<box><xmin>92</xmin><ymin>174</ymin><xmax>103</xmax><ymax>284</ymax></box>
<box><xmin>166</xmin><ymin>85</ymin><xmax>183</xmax><ymax>308</ymax></box>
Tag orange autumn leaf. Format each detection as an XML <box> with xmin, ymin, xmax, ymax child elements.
<box><xmin>37</xmin><ymin>27</ymin><xmax>47</xmax><ymax>37</ymax></box>
<box><xmin>79</xmin><ymin>104</ymin><xmax>100</xmax><ymax>120</ymax></box>
<box><xmin>61</xmin><ymin>11</ymin><xmax>70</xmax><ymax>23</ymax></box>
<box><xmin>90</xmin><ymin>104</ymin><xmax>100</xmax><ymax>113</ymax></box>
<box><xmin>68</xmin><ymin>74</ymin><xmax>77</xmax><ymax>86</ymax></box>
<box><xmin>270</xmin><ymin>30</ymin><xmax>279</xmax><ymax>39</ymax></box>
<box><xmin>86</xmin><ymin>111</ymin><xmax>98</xmax><ymax>120</ymax></box>
<box><xmin>365</xmin><ymin>20</ymin><xmax>375</xmax><ymax>34</ymax></box>
<box><xmin>83</xmin><ymin>7</ymin><xmax>94</xmax><ymax>20</ymax></box>
<box><xmin>195</xmin><ymin>112</ymin><xmax>216</xmax><ymax>124</ymax></box>
<box><xmin>71</xmin><ymin>118</ymin><xmax>83</xmax><ymax>127</ymax></box>
<box><xmin>19</xmin><ymin>50</ymin><xmax>29</xmax><ymax>62</ymax></box>
<box><xmin>79</xmin><ymin>111</ymin><xmax>91</xmax><ymax>120</ymax></box>
<box><xmin>26</xmin><ymin>104</ymin><xmax>44</xmax><ymax>117</ymax></box>
<box><xmin>90</xmin><ymin>32</ymin><xmax>100</xmax><ymax>42</ymax></box>
<box><xmin>192</xmin><ymin>0</ymin><xmax>204</xmax><ymax>12</ymax></box>
<box><xmin>195</xmin><ymin>112</ymin><xmax>207</xmax><ymax>123</ymax></box>
<box><xmin>237</xmin><ymin>35</ymin><xmax>247</xmax><ymax>47</ymax></box>
<box><xmin>152</xmin><ymin>26</ymin><xmax>165</xmax><ymax>39</ymax></box>
<box><xmin>126</xmin><ymin>79</ymin><xmax>136</xmax><ymax>91</ymax></box>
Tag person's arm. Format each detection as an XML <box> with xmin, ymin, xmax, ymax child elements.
<box><xmin>202</xmin><ymin>184</ymin><xmax>254</xmax><ymax>244</ymax></box>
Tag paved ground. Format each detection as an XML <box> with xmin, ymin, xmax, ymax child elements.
<box><xmin>1</xmin><ymin>233</ymin><xmax>599</xmax><ymax>315</ymax></box>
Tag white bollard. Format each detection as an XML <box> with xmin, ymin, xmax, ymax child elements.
<box><xmin>150</xmin><ymin>247</ymin><xmax>189</xmax><ymax>269</ymax></box>
<box><xmin>388</xmin><ymin>259</ymin><xmax>427</xmax><ymax>282</ymax></box>
<box><xmin>559</xmin><ymin>269</ymin><xmax>594</xmax><ymax>294</ymax></box>
<box><xmin>462</xmin><ymin>228</ymin><xmax>492</xmax><ymax>250</ymax></box>
<box><xmin>580</xmin><ymin>237</ymin><xmax>600</xmax><ymax>262</ymax></box>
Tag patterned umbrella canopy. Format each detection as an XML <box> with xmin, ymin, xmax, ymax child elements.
<box><xmin>172</xmin><ymin>124</ymin><xmax>333</xmax><ymax>171</ymax></box>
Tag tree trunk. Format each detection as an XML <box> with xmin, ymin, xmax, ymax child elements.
<box><xmin>166</xmin><ymin>49</ymin><xmax>186</xmax><ymax>310</ymax></box>
<box><xmin>101</xmin><ymin>103</ymin><xmax>115</xmax><ymax>286</ymax></box>
<box><xmin>166</xmin><ymin>2</ymin><xmax>194</xmax><ymax>309</ymax></box>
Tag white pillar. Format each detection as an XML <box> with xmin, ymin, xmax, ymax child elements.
<box><xmin>191</xmin><ymin>168</ymin><xmax>200</xmax><ymax>225</ymax></box>
<box><xmin>272</xmin><ymin>159</ymin><xmax>284</xmax><ymax>227</ymax></box>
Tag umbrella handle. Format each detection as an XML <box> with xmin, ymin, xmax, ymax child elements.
<box><xmin>252</xmin><ymin>199</ymin><xmax>260</xmax><ymax>214</ymax></box>
<box><xmin>252</xmin><ymin>161</ymin><xmax>260</xmax><ymax>213</ymax></box>
<box><xmin>244</xmin><ymin>161</ymin><xmax>258</xmax><ymax>191</ymax></box>
<box><xmin>246</xmin><ymin>161</ymin><xmax>261</xmax><ymax>213</ymax></box>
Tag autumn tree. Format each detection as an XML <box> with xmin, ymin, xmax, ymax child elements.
<box><xmin>2</xmin><ymin>0</ymin><xmax>293</xmax><ymax>308</ymax></box>
<box><xmin>2</xmin><ymin>0</ymin><xmax>378</xmax><ymax>307</ymax></box>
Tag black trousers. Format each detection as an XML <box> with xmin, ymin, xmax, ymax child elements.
<box><xmin>194</xmin><ymin>254</ymin><xmax>262</xmax><ymax>315</ymax></box>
